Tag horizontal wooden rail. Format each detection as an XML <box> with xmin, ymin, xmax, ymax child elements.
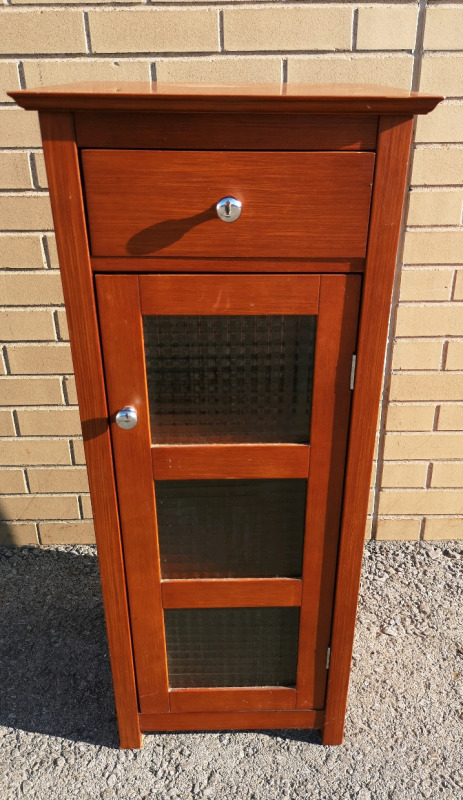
<box><xmin>139</xmin><ymin>709</ymin><xmax>324</xmax><ymax>732</ymax></box>
<box><xmin>161</xmin><ymin>578</ymin><xmax>302</xmax><ymax>608</ymax></box>
<box><xmin>169</xmin><ymin>687</ymin><xmax>296</xmax><ymax>713</ymax></box>
<box><xmin>152</xmin><ymin>444</ymin><xmax>310</xmax><ymax>479</ymax></box>
<box><xmin>91</xmin><ymin>257</ymin><xmax>365</xmax><ymax>274</ymax></box>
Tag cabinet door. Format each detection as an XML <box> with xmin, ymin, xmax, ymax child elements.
<box><xmin>96</xmin><ymin>274</ymin><xmax>360</xmax><ymax>717</ymax></box>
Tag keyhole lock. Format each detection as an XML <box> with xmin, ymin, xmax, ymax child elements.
<box><xmin>216</xmin><ymin>197</ymin><xmax>242</xmax><ymax>223</ymax></box>
<box><xmin>115</xmin><ymin>406</ymin><xmax>138</xmax><ymax>430</ymax></box>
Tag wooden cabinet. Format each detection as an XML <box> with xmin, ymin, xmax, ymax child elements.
<box><xmin>10</xmin><ymin>83</ymin><xmax>441</xmax><ymax>749</ymax></box>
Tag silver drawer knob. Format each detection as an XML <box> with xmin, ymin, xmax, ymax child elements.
<box><xmin>216</xmin><ymin>196</ymin><xmax>242</xmax><ymax>223</ymax></box>
<box><xmin>115</xmin><ymin>406</ymin><xmax>138</xmax><ymax>430</ymax></box>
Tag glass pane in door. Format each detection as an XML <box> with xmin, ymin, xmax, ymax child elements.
<box><xmin>156</xmin><ymin>478</ymin><xmax>307</xmax><ymax>578</ymax></box>
<box><xmin>164</xmin><ymin>607</ymin><xmax>300</xmax><ymax>688</ymax></box>
<box><xmin>143</xmin><ymin>315</ymin><xmax>316</xmax><ymax>443</ymax></box>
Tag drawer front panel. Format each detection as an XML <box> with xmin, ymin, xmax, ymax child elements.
<box><xmin>82</xmin><ymin>150</ymin><xmax>375</xmax><ymax>259</ymax></box>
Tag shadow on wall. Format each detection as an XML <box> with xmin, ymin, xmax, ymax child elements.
<box><xmin>0</xmin><ymin>544</ymin><xmax>118</xmax><ymax>747</ymax></box>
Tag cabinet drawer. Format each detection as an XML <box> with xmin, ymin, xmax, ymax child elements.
<box><xmin>82</xmin><ymin>150</ymin><xmax>375</xmax><ymax>259</ymax></box>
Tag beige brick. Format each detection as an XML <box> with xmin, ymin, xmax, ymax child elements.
<box><xmin>0</xmin><ymin>355</ymin><xmax>5</xmax><ymax>376</ymax></box>
<box><xmin>7</xmin><ymin>344</ymin><xmax>73</xmax><ymax>374</ymax></box>
<box><xmin>399</xmin><ymin>268</ymin><xmax>453</xmax><ymax>301</ymax></box>
<box><xmin>0</xmin><ymin>153</ymin><xmax>32</xmax><ymax>190</ymax></box>
<box><xmin>0</xmin><ymin>522</ymin><xmax>38</xmax><ymax>546</ymax></box>
<box><xmin>376</xmin><ymin>518</ymin><xmax>421</xmax><ymax>541</ymax></box>
<box><xmin>64</xmin><ymin>376</ymin><xmax>78</xmax><ymax>405</ymax></box>
<box><xmin>404</xmin><ymin>230</ymin><xmax>463</xmax><ymax>264</ymax></box>
<box><xmin>420</xmin><ymin>55</ymin><xmax>463</xmax><ymax>95</ymax></box>
<box><xmin>431</xmin><ymin>462</ymin><xmax>463</xmax><ymax>489</ymax></box>
<box><xmin>157</xmin><ymin>57</ymin><xmax>282</xmax><ymax>84</ymax></box>
<box><xmin>0</xmin><ymin>235</ymin><xmax>45</xmax><ymax>270</ymax></box>
<box><xmin>423</xmin><ymin>517</ymin><xmax>463</xmax><ymax>541</ymax></box>
<box><xmin>357</xmin><ymin>6</ymin><xmax>417</xmax><ymax>50</ymax></box>
<box><xmin>17</xmin><ymin>408</ymin><xmax>81</xmax><ymax>437</ymax></box>
<box><xmin>0</xmin><ymin>494</ymin><xmax>79</xmax><ymax>520</ymax></box>
<box><xmin>446</xmin><ymin>342</ymin><xmax>463</xmax><ymax>371</ymax></box>
<box><xmin>364</xmin><ymin>516</ymin><xmax>373</xmax><ymax>541</ymax></box>
<box><xmin>390</xmin><ymin>372</ymin><xmax>463</xmax><ymax>401</ymax></box>
<box><xmin>367</xmin><ymin>488</ymin><xmax>374</xmax><ymax>515</ymax></box>
<box><xmin>12</xmin><ymin>0</ymin><xmax>138</xmax><ymax>3</ymax></box>
<box><xmin>46</xmin><ymin>235</ymin><xmax>59</xmax><ymax>269</ymax></box>
<box><xmin>412</xmin><ymin>147</ymin><xmax>463</xmax><ymax>187</ymax></box>
<box><xmin>72</xmin><ymin>438</ymin><xmax>86</xmax><ymax>465</ymax></box>
<box><xmin>407</xmin><ymin>192</ymin><xmax>463</xmax><ymax>226</ymax></box>
<box><xmin>0</xmin><ymin>109</ymin><xmax>41</xmax><ymax>147</ymax></box>
<box><xmin>27</xmin><ymin>466</ymin><xmax>89</xmax><ymax>494</ymax></box>
<box><xmin>1</xmin><ymin>11</ymin><xmax>85</xmax><ymax>54</ymax></box>
<box><xmin>423</xmin><ymin>8</ymin><xmax>463</xmax><ymax>51</ymax></box>
<box><xmin>386</xmin><ymin>404</ymin><xmax>435</xmax><ymax>431</ymax></box>
<box><xmin>33</xmin><ymin>153</ymin><xmax>48</xmax><ymax>190</ymax></box>
<box><xmin>23</xmin><ymin>58</ymin><xmax>149</xmax><ymax>90</ymax></box>
<box><xmin>81</xmin><ymin>494</ymin><xmax>93</xmax><ymax>518</ymax></box>
<box><xmin>0</xmin><ymin>377</ymin><xmax>63</xmax><ymax>406</ymax></box>
<box><xmin>55</xmin><ymin>309</ymin><xmax>69</xmax><ymax>341</ymax></box>
<box><xmin>379</xmin><ymin>489</ymin><xmax>463</xmax><ymax>515</ymax></box>
<box><xmin>288</xmin><ymin>55</ymin><xmax>413</xmax><ymax>90</ymax></box>
<box><xmin>416</xmin><ymin>103</ymin><xmax>463</xmax><ymax>144</ymax></box>
<box><xmin>0</xmin><ymin>438</ymin><xmax>71</xmax><ymax>466</ymax></box>
<box><xmin>0</xmin><ymin>62</ymin><xmax>20</xmax><ymax>103</ymax></box>
<box><xmin>391</xmin><ymin>339</ymin><xmax>442</xmax><ymax>370</ymax></box>
<box><xmin>0</xmin><ymin>310</ymin><xmax>55</xmax><ymax>342</ymax></box>
<box><xmin>0</xmin><ymin>468</ymin><xmax>27</xmax><ymax>494</ymax></box>
<box><xmin>89</xmin><ymin>9</ymin><xmax>219</xmax><ymax>54</ymax></box>
<box><xmin>0</xmin><ymin>195</ymin><xmax>53</xmax><ymax>232</ymax></box>
<box><xmin>454</xmin><ymin>271</ymin><xmax>463</xmax><ymax>301</ymax></box>
<box><xmin>381</xmin><ymin>461</ymin><xmax>428</xmax><ymax>488</ymax></box>
<box><xmin>0</xmin><ymin>411</ymin><xmax>15</xmax><ymax>436</ymax></box>
<box><xmin>224</xmin><ymin>7</ymin><xmax>351</xmax><ymax>51</ymax></box>
<box><xmin>0</xmin><ymin>272</ymin><xmax>64</xmax><ymax>306</ymax></box>
<box><xmin>396</xmin><ymin>303</ymin><xmax>463</xmax><ymax>336</ymax></box>
<box><xmin>438</xmin><ymin>404</ymin><xmax>463</xmax><ymax>431</ymax></box>
<box><xmin>39</xmin><ymin>520</ymin><xmax>95</xmax><ymax>545</ymax></box>
<box><xmin>384</xmin><ymin>432</ymin><xmax>463</xmax><ymax>460</ymax></box>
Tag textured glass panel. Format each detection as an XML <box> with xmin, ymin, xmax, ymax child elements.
<box><xmin>164</xmin><ymin>607</ymin><xmax>300</xmax><ymax>688</ymax></box>
<box><xmin>156</xmin><ymin>479</ymin><xmax>306</xmax><ymax>578</ymax></box>
<box><xmin>143</xmin><ymin>315</ymin><xmax>316</xmax><ymax>443</ymax></box>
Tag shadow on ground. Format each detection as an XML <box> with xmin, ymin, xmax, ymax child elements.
<box><xmin>0</xmin><ymin>546</ymin><xmax>119</xmax><ymax>748</ymax></box>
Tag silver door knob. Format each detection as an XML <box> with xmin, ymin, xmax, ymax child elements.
<box><xmin>115</xmin><ymin>406</ymin><xmax>138</xmax><ymax>430</ymax></box>
<box><xmin>216</xmin><ymin>197</ymin><xmax>242</xmax><ymax>223</ymax></box>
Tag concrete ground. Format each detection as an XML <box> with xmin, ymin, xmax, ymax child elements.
<box><xmin>0</xmin><ymin>540</ymin><xmax>461</xmax><ymax>800</ymax></box>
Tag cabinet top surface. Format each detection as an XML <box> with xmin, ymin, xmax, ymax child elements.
<box><xmin>9</xmin><ymin>82</ymin><xmax>442</xmax><ymax>114</ymax></box>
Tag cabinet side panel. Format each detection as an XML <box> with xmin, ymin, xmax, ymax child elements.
<box><xmin>39</xmin><ymin>111</ymin><xmax>141</xmax><ymax>749</ymax></box>
<box><xmin>323</xmin><ymin>115</ymin><xmax>414</xmax><ymax>745</ymax></box>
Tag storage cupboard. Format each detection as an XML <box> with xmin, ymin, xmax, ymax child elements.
<box><xmin>10</xmin><ymin>83</ymin><xmax>441</xmax><ymax>748</ymax></box>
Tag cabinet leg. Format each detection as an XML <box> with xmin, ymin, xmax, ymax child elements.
<box><xmin>119</xmin><ymin>727</ymin><xmax>143</xmax><ymax>750</ymax></box>
<box><xmin>321</xmin><ymin>718</ymin><xmax>345</xmax><ymax>746</ymax></box>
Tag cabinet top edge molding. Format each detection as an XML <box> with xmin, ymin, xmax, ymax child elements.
<box><xmin>9</xmin><ymin>82</ymin><xmax>443</xmax><ymax>115</ymax></box>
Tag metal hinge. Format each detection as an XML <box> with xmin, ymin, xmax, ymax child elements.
<box><xmin>350</xmin><ymin>354</ymin><xmax>357</xmax><ymax>391</ymax></box>
<box><xmin>326</xmin><ymin>646</ymin><xmax>331</xmax><ymax>670</ymax></box>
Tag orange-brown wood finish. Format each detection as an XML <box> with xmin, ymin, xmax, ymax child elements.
<box><xmin>139</xmin><ymin>274</ymin><xmax>320</xmax><ymax>315</ymax></box>
<box><xmin>95</xmin><ymin>275</ymin><xmax>169</xmax><ymax>716</ymax></box>
<box><xmin>38</xmin><ymin>113</ymin><xmax>141</xmax><ymax>749</ymax></box>
<box><xmin>10</xmin><ymin>84</ymin><xmax>441</xmax><ymax>748</ymax></box>
<box><xmin>322</xmin><ymin>116</ymin><xmax>416</xmax><ymax>745</ymax></box>
<box><xmin>161</xmin><ymin>579</ymin><xmax>303</xmax><ymax>609</ymax></box>
<box><xmin>75</xmin><ymin>111</ymin><xmax>378</xmax><ymax>150</ymax></box>
<box><xmin>169</xmin><ymin>687</ymin><xmax>297</xmax><ymax>713</ymax></box>
<box><xmin>82</xmin><ymin>150</ymin><xmax>375</xmax><ymax>259</ymax></box>
<box><xmin>152</xmin><ymin>445</ymin><xmax>310</xmax><ymax>480</ymax></box>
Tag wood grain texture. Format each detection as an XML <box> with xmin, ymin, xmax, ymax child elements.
<box><xmin>82</xmin><ymin>151</ymin><xmax>375</xmax><ymax>259</ymax></box>
<box><xmin>75</xmin><ymin>111</ymin><xmax>378</xmax><ymax>150</ymax></box>
<box><xmin>95</xmin><ymin>274</ymin><xmax>169</xmax><ymax>716</ymax></box>
<box><xmin>169</xmin><ymin>687</ymin><xmax>297</xmax><ymax>713</ymax></box>
<box><xmin>296</xmin><ymin>275</ymin><xmax>361</xmax><ymax>710</ymax></box>
<box><xmin>323</xmin><ymin>116</ymin><xmax>415</xmax><ymax>746</ymax></box>
<box><xmin>91</xmin><ymin>257</ymin><xmax>365</xmax><ymax>273</ymax></box>
<box><xmin>9</xmin><ymin>82</ymin><xmax>443</xmax><ymax>115</ymax></box>
<box><xmin>139</xmin><ymin>274</ymin><xmax>320</xmax><ymax>315</ymax></box>
<box><xmin>152</xmin><ymin>444</ymin><xmax>310</xmax><ymax>479</ymax></box>
<box><xmin>39</xmin><ymin>113</ymin><xmax>141</xmax><ymax>749</ymax></box>
<box><xmin>139</xmin><ymin>709</ymin><xmax>324</xmax><ymax>732</ymax></box>
<box><xmin>161</xmin><ymin>578</ymin><xmax>302</xmax><ymax>608</ymax></box>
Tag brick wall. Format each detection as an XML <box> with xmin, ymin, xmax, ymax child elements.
<box><xmin>0</xmin><ymin>2</ymin><xmax>462</xmax><ymax>545</ymax></box>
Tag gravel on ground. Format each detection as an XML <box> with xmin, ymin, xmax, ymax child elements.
<box><xmin>0</xmin><ymin>541</ymin><xmax>461</xmax><ymax>800</ymax></box>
